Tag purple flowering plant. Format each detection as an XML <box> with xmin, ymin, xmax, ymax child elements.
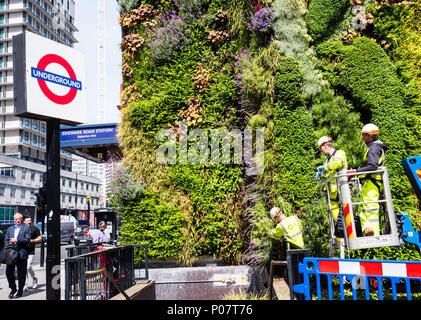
<box><xmin>247</xmin><ymin>7</ymin><xmax>274</xmax><ymax>33</ymax></box>
<box><xmin>147</xmin><ymin>11</ymin><xmax>191</xmax><ymax>62</ymax></box>
<box><xmin>232</xmin><ymin>48</ymin><xmax>250</xmax><ymax>95</ymax></box>
<box><xmin>105</xmin><ymin>155</ymin><xmax>144</xmax><ymax>207</ymax></box>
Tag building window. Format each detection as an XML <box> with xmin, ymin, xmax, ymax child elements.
<box><xmin>0</xmin><ymin>168</ymin><xmax>14</xmax><ymax>177</ymax></box>
<box><xmin>21</xmin><ymin>189</ymin><xmax>25</xmax><ymax>199</ymax></box>
<box><xmin>0</xmin><ymin>206</ymin><xmax>14</xmax><ymax>222</ymax></box>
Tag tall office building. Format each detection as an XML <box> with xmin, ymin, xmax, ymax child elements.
<box><xmin>72</xmin><ymin>154</ymin><xmax>107</xmax><ymax>207</ymax></box>
<box><xmin>0</xmin><ymin>0</ymin><xmax>76</xmax><ymax>164</ymax></box>
<box><xmin>0</xmin><ymin>0</ymin><xmax>101</xmax><ymax>223</ymax></box>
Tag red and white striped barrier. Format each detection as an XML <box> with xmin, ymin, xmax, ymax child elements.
<box><xmin>318</xmin><ymin>259</ymin><xmax>421</xmax><ymax>278</ymax></box>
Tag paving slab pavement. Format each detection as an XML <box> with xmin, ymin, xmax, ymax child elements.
<box><xmin>0</xmin><ymin>263</ymin><xmax>66</xmax><ymax>300</ymax></box>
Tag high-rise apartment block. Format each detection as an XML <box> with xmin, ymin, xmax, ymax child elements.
<box><xmin>0</xmin><ymin>0</ymin><xmax>101</xmax><ymax>223</ymax></box>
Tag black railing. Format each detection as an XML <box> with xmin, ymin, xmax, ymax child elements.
<box><xmin>133</xmin><ymin>244</ymin><xmax>149</xmax><ymax>281</ymax></box>
<box><xmin>65</xmin><ymin>245</ymin><xmax>134</xmax><ymax>300</ymax></box>
<box><xmin>66</xmin><ymin>242</ymin><xmax>108</xmax><ymax>258</ymax></box>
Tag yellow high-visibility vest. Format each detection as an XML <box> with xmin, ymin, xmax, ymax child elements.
<box><xmin>270</xmin><ymin>216</ymin><xmax>304</xmax><ymax>249</ymax></box>
<box><xmin>321</xmin><ymin>149</ymin><xmax>347</xmax><ymax>204</ymax></box>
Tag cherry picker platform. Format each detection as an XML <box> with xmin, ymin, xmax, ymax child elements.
<box><xmin>321</xmin><ymin>155</ymin><xmax>421</xmax><ymax>256</ymax></box>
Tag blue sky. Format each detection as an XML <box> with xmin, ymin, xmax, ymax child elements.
<box><xmin>74</xmin><ymin>0</ymin><xmax>122</xmax><ymax>124</ymax></box>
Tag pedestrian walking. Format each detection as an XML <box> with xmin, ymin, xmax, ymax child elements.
<box><xmin>23</xmin><ymin>215</ymin><xmax>42</xmax><ymax>290</ymax></box>
<box><xmin>5</xmin><ymin>213</ymin><xmax>32</xmax><ymax>299</ymax></box>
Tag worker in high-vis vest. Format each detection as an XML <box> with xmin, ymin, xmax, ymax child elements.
<box><xmin>356</xmin><ymin>123</ymin><xmax>388</xmax><ymax>236</ymax></box>
<box><xmin>269</xmin><ymin>207</ymin><xmax>304</xmax><ymax>249</ymax></box>
<box><xmin>316</xmin><ymin>136</ymin><xmax>348</xmax><ymax>237</ymax></box>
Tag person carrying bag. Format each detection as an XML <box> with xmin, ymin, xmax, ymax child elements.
<box><xmin>1</xmin><ymin>243</ymin><xmax>19</xmax><ymax>266</ymax></box>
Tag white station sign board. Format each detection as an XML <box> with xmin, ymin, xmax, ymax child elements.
<box><xmin>13</xmin><ymin>31</ymin><xmax>87</xmax><ymax>125</ymax></box>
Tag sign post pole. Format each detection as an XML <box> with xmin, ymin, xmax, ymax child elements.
<box><xmin>45</xmin><ymin>118</ymin><xmax>61</xmax><ymax>300</ymax></box>
<box><xmin>13</xmin><ymin>31</ymin><xmax>86</xmax><ymax>300</ymax></box>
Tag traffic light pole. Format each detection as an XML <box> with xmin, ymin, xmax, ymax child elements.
<box><xmin>46</xmin><ymin>118</ymin><xmax>61</xmax><ymax>300</ymax></box>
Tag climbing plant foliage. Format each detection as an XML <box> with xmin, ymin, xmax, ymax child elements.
<box><xmin>117</xmin><ymin>0</ymin><xmax>421</xmax><ymax>264</ymax></box>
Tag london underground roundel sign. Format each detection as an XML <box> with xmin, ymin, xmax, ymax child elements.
<box><xmin>31</xmin><ymin>54</ymin><xmax>82</xmax><ymax>105</ymax></box>
<box><xmin>13</xmin><ymin>31</ymin><xmax>87</xmax><ymax>125</ymax></box>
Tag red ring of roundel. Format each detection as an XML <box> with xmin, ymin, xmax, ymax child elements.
<box><xmin>36</xmin><ymin>54</ymin><xmax>78</xmax><ymax>105</ymax></box>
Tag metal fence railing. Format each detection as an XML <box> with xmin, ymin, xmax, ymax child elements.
<box><xmin>133</xmin><ymin>244</ymin><xmax>149</xmax><ymax>281</ymax></box>
<box><xmin>65</xmin><ymin>245</ymin><xmax>135</xmax><ymax>300</ymax></box>
<box><xmin>293</xmin><ymin>257</ymin><xmax>421</xmax><ymax>300</ymax></box>
<box><xmin>66</xmin><ymin>243</ymin><xmax>108</xmax><ymax>258</ymax></box>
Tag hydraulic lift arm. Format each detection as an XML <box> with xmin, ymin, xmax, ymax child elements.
<box><xmin>399</xmin><ymin>155</ymin><xmax>421</xmax><ymax>253</ymax></box>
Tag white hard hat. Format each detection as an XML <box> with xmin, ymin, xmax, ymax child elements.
<box><xmin>270</xmin><ymin>207</ymin><xmax>281</xmax><ymax>219</ymax></box>
<box><xmin>361</xmin><ymin>123</ymin><xmax>379</xmax><ymax>135</ymax></box>
<box><xmin>317</xmin><ymin>136</ymin><xmax>332</xmax><ymax>148</ymax></box>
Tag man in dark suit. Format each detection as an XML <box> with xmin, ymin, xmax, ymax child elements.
<box><xmin>5</xmin><ymin>212</ymin><xmax>31</xmax><ymax>299</ymax></box>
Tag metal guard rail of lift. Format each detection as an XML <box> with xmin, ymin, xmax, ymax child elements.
<box><xmin>321</xmin><ymin>167</ymin><xmax>402</xmax><ymax>251</ymax></box>
<box><xmin>293</xmin><ymin>257</ymin><xmax>421</xmax><ymax>300</ymax></box>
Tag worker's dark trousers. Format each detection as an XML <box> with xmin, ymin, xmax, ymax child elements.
<box><xmin>6</xmin><ymin>258</ymin><xmax>27</xmax><ymax>293</ymax></box>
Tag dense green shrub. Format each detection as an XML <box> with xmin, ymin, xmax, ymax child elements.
<box><xmin>273</xmin><ymin>104</ymin><xmax>316</xmax><ymax>209</ymax></box>
<box><xmin>306</xmin><ymin>0</ymin><xmax>350</xmax><ymax>42</ymax></box>
<box><xmin>274</xmin><ymin>57</ymin><xmax>305</xmax><ymax>107</ymax></box>
<box><xmin>272</xmin><ymin>57</ymin><xmax>316</xmax><ymax>209</ymax></box>
<box><xmin>169</xmin><ymin>164</ymin><xmax>246</xmax><ymax>263</ymax></box>
<box><xmin>369</xmin><ymin>2</ymin><xmax>421</xmax><ymax>91</ymax></box>
<box><xmin>349</xmin><ymin>244</ymin><xmax>421</xmax><ymax>261</ymax></box>
<box><xmin>302</xmin><ymin>197</ymin><xmax>332</xmax><ymax>257</ymax></box>
<box><xmin>121</xmin><ymin>192</ymin><xmax>186</xmax><ymax>260</ymax></box>
<box><xmin>311</xmin><ymin>87</ymin><xmax>364</xmax><ymax>169</ymax></box>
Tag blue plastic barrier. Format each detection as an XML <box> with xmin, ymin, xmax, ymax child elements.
<box><xmin>293</xmin><ymin>257</ymin><xmax>421</xmax><ymax>300</ymax></box>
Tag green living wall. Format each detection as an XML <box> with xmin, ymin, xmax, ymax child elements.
<box><xmin>115</xmin><ymin>0</ymin><xmax>421</xmax><ymax>264</ymax></box>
